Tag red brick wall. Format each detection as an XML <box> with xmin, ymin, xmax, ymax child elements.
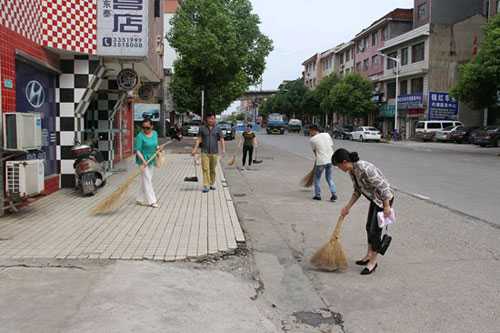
<box><xmin>0</xmin><ymin>24</ymin><xmax>60</xmax><ymax>192</ymax></box>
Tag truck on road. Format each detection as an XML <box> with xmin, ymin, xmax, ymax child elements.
<box><xmin>266</xmin><ymin>113</ymin><xmax>287</xmax><ymax>135</ymax></box>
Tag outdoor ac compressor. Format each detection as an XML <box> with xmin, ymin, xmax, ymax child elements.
<box><xmin>3</xmin><ymin>112</ymin><xmax>42</xmax><ymax>150</ymax></box>
<box><xmin>5</xmin><ymin>160</ymin><xmax>45</xmax><ymax>197</ymax></box>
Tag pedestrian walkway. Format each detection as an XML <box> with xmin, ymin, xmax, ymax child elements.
<box><xmin>0</xmin><ymin>155</ymin><xmax>244</xmax><ymax>261</ymax></box>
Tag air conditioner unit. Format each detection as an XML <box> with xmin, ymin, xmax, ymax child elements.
<box><xmin>6</xmin><ymin>160</ymin><xmax>45</xmax><ymax>197</ymax></box>
<box><xmin>3</xmin><ymin>113</ymin><xmax>42</xmax><ymax>150</ymax></box>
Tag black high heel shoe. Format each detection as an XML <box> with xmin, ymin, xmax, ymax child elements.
<box><xmin>360</xmin><ymin>263</ymin><xmax>378</xmax><ymax>275</ymax></box>
<box><xmin>355</xmin><ymin>259</ymin><xmax>370</xmax><ymax>266</ymax></box>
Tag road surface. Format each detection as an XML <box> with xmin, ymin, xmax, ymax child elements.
<box><xmin>258</xmin><ymin>133</ymin><xmax>500</xmax><ymax>226</ymax></box>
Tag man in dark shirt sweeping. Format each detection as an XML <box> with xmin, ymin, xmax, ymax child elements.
<box><xmin>192</xmin><ymin>113</ymin><xmax>226</xmax><ymax>193</ymax></box>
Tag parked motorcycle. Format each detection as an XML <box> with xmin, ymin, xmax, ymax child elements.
<box><xmin>72</xmin><ymin>142</ymin><xmax>108</xmax><ymax>196</ymax></box>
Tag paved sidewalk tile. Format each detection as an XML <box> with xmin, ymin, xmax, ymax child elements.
<box><xmin>0</xmin><ymin>154</ymin><xmax>244</xmax><ymax>261</ymax></box>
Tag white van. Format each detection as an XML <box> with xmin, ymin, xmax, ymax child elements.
<box><xmin>415</xmin><ymin>120</ymin><xmax>463</xmax><ymax>141</ymax></box>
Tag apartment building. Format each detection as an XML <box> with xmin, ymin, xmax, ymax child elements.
<box><xmin>318</xmin><ymin>48</ymin><xmax>336</xmax><ymax>82</ymax></box>
<box><xmin>352</xmin><ymin>8</ymin><xmax>413</xmax><ymax>82</ymax></box>
<box><xmin>335</xmin><ymin>42</ymin><xmax>355</xmax><ymax>76</ymax></box>
<box><xmin>378</xmin><ymin>0</ymin><xmax>487</xmax><ymax>138</ymax></box>
<box><xmin>302</xmin><ymin>54</ymin><xmax>319</xmax><ymax>89</ymax></box>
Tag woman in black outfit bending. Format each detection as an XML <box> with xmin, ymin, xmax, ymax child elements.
<box><xmin>332</xmin><ymin>148</ymin><xmax>395</xmax><ymax>275</ymax></box>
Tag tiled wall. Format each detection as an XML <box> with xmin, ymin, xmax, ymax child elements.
<box><xmin>56</xmin><ymin>55</ymin><xmax>102</xmax><ymax>188</ymax></box>
<box><xmin>41</xmin><ymin>0</ymin><xmax>97</xmax><ymax>54</ymax></box>
<box><xmin>0</xmin><ymin>25</ymin><xmax>59</xmax><ymax>113</ymax></box>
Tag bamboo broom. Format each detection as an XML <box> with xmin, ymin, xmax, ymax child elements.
<box><xmin>300</xmin><ymin>165</ymin><xmax>315</xmax><ymax>188</ymax></box>
<box><xmin>91</xmin><ymin>143</ymin><xmax>167</xmax><ymax>215</ymax></box>
<box><xmin>227</xmin><ymin>155</ymin><xmax>236</xmax><ymax>166</ymax></box>
<box><xmin>310</xmin><ymin>216</ymin><xmax>348</xmax><ymax>272</ymax></box>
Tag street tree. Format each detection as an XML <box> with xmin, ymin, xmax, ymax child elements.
<box><xmin>323</xmin><ymin>73</ymin><xmax>375</xmax><ymax>118</ymax></box>
<box><xmin>315</xmin><ymin>74</ymin><xmax>340</xmax><ymax>114</ymax></box>
<box><xmin>168</xmin><ymin>0</ymin><xmax>273</xmax><ymax>115</ymax></box>
<box><xmin>272</xmin><ymin>79</ymin><xmax>308</xmax><ymax>118</ymax></box>
<box><xmin>452</xmin><ymin>15</ymin><xmax>500</xmax><ymax>110</ymax></box>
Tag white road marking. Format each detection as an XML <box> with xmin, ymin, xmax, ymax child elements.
<box><xmin>413</xmin><ymin>193</ymin><xmax>431</xmax><ymax>201</ymax></box>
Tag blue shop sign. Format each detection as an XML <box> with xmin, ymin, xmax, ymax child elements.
<box><xmin>398</xmin><ymin>94</ymin><xmax>423</xmax><ymax>109</ymax></box>
<box><xmin>428</xmin><ymin>92</ymin><xmax>459</xmax><ymax>120</ymax></box>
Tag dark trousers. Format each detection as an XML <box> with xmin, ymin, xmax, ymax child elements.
<box><xmin>242</xmin><ymin>145</ymin><xmax>254</xmax><ymax>166</ymax></box>
<box><xmin>366</xmin><ymin>199</ymin><xmax>394</xmax><ymax>252</ymax></box>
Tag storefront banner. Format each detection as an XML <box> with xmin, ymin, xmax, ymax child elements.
<box><xmin>97</xmin><ymin>0</ymin><xmax>148</xmax><ymax>56</ymax></box>
<box><xmin>379</xmin><ymin>104</ymin><xmax>395</xmax><ymax>118</ymax></box>
<box><xmin>134</xmin><ymin>103</ymin><xmax>160</xmax><ymax>121</ymax></box>
<box><xmin>398</xmin><ymin>94</ymin><xmax>423</xmax><ymax>110</ymax></box>
<box><xmin>428</xmin><ymin>92</ymin><xmax>459</xmax><ymax>120</ymax></box>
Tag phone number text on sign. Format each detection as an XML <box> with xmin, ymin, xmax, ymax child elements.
<box><xmin>97</xmin><ymin>0</ymin><xmax>149</xmax><ymax>56</ymax></box>
<box><xmin>104</xmin><ymin>37</ymin><xmax>144</xmax><ymax>48</ymax></box>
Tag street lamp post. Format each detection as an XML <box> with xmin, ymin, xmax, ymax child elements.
<box><xmin>379</xmin><ymin>53</ymin><xmax>401</xmax><ymax>136</ymax></box>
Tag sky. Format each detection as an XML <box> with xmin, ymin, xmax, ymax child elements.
<box><xmin>250</xmin><ymin>0</ymin><xmax>414</xmax><ymax>90</ymax></box>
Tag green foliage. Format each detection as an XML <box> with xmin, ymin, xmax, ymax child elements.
<box><xmin>261</xmin><ymin>74</ymin><xmax>373</xmax><ymax>120</ymax></box>
<box><xmin>314</xmin><ymin>74</ymin><xmax>340</xmax><ymax>113</ymax></box>
<box><xmin>452</xmin><ymin>15</ymin><xmax>500</xmax><ymax>109</ymax></box>
<box><xmin>323</xmin><ymin>74</ymin><xmax>375</xmax><ymax>117</ymax></box>
<box><xmin>168</xmin><ymin>0</ymin><xmax>273</xmax><ymax>114</ymax></box>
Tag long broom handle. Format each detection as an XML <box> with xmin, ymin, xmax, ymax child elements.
<box><xmin>329</xmin><ymin>216</ymin><xmax>345</xmax><ymax>242</ymax></box>
<box><xmin>142</xmin><ymin>143</ymin><xmax>168</xmax><ymax>165</ymax></box>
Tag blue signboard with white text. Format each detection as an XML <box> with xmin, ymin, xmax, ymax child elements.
<box><xmin>398</xmin><ymin>94</ymin><xmax>424</xmax><ymax>110</ymax></box>
<box><xmin>428</xmin><ymin>92</ymin><xmax>459</xmax><ymax>120</ymax></box>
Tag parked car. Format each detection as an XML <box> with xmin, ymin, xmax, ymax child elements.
<box><xmin>449</xmin><ymin>126</ymin><xmax>479</xmax><ymax>144</ymax></box>
<box><xmin>182</xmin><ymin>121</ymin><xmax>202</xmax><ymax>137</ymax></box>
<box><xmin>469</xmin><ymin>127</ymin><xmax>486</xmax><ymax>145</ymax></box>
<box><xmin>331</xmin><ymin>125</ymin><xmax>354</xmax><ymax>140</ymax></box>
<box><xmin>217</xmin><ymin>122</ymin><xmax>235</xmax><ymax>140</ymax></box>
<box><xmin>288</xmin><ymin>119</ymin><xmax>302</xmax><ymax>133</ymax></box>
<box><xmin>435</xmin><ymin>126</ymin><xmax>461</xmax><ymax>142</ymax></box>
<box><xmin>350</xmin><ymin>126</ymin><xmax>382</xmax><ymax>142</ymax></box>
<box><xmin>415</xmin><ymin>120</ymin><xmax>463</xmax><ymax>141</ymax></box>
<box><xmin>475</xmin><ymin>126</ymin><xmax>500</xmax><ymax>147</ymax></box>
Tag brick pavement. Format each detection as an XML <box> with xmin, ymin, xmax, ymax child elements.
<box><xmin>0</xmin><ymin>154</ymin><xmax>244</xmax><ymax>261</ymax></box>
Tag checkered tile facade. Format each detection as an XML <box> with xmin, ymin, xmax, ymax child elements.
<box><xmin>41</xmin><ymin>0</ymin><xmax>97</xmax><ymax>54</ymax></box>
<box><xmin>57</xmin><ymin>55</ymin><xmax>101</xmax><ymax>188</ymax></box>
<box><xmin>0</xmin><ymin>0</ymin><xmax>44</xmax><ymax>44</ymax></box>
<box><xmin>85</xmin><ymin>80</ymin><xmax>121</xmax><ymax>167</ymax></box>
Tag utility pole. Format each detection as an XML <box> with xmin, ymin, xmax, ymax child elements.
<box><xmin>379</xmin><ymin>53</ymin><xmax>401</xmax><ymax>136</ymax></box>
<box><xmin>201</xmin><ymin>88</ymin><xmax>205</xmax><ymax>120</ymax></box>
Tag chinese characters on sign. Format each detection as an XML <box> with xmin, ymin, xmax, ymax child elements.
<box><xmin>398</xmin><ymin>94</ymin><xmax>424</xmax><ymax>110</ymax></box>
<box><xmin>97</xmin><ymin>0</ymin><xmax>148</xmax><ymax>56</ymax></box>
<box><xmin>428</xmin><ymin>92</ymin><xmax>459</xmax><ymax>120</ymax></box>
